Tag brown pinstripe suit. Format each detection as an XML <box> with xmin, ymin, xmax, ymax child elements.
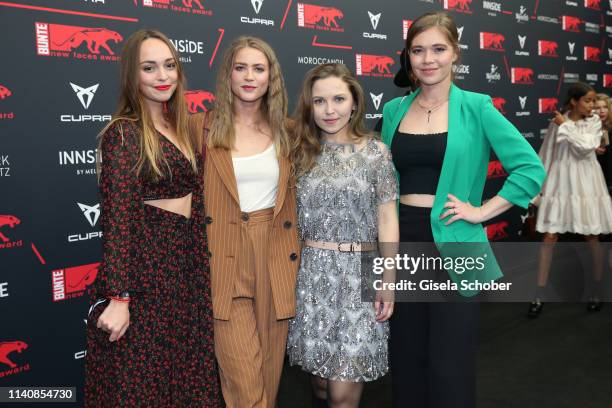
<box><xmin>204</xmin><ymin>138</ymin><xmax>300</xmax><ymax>407</ymax></box>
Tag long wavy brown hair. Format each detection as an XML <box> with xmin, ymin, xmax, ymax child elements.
<box><xmin>98</xmin><ymin>29</ymin><xmax>197</xmax><ymax>180</ymax></box>
<box><xmin>208</xmin><ymin>36</ymin><xmax>290</xmax><ymax>157</ymax></box>
<box><xmin>291</xmin><ymin>63</ymin><xmax>369</xmax><ymax>177</ymax></box>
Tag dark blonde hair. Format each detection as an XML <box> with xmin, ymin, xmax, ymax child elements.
<box><xmin>208</xmin><ymin>36</ymin><xmax>290</xmax><ymax>158</ymax></box>
<box><xmin>291</xmin><ymin>63</ymin><xmax>369</xmax><ymax>177</ymax></box>
<box><xmin>99</xmin><ymin>29</ymin><xmax>196</xmax><ymax>180</ymax></box>
<box><xmin>404</xmin><ymin>12</ymin><xmax>460</xmax><ymax>86</ymax></box>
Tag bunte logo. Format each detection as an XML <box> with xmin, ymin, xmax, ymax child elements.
<box><xmin>479</xmin><ymin>32</ymin><xmax>505</xmax><ymax>51</ymax></box>
<box><xmin>52</xmin><ymin>263</ymin><xmax>100</xmax><ymax>301</ymax></box>
<box><xmin>485</xmin><ymin>221</ymin><xmax>509</xmax><ymax>240</ymax></box>
<box><xmin>0</xmin><ymin>341</ymin><xmax>28</xmax><ymax>369</ymax></box>
<box><xmin>487</xmin><ymin>160</ymin><xmax>508</xmax><ymax>179</ymax></box>
<box><xmin>0</xmin><ymin>85</ymin><xmax>12</xmax><ymax>100</ymax></box>
<box><xmin>492</xmin><ymin>97</ymin><xmax>506</xmax><ymax>114</ymax></box>
<box><xmin>538</xmin><ymin>40</ymin><xmax>558</xmax><ymax>57</ymax></box>
<box><xmin>538</xmin><ymin>98</ymin><xmax>558</xmax><ymax>113</ymax></box>
<box><xmin>36</xmin><ymin>22</ymin><xmax>123</xmax><ymax>61</ymax></box>
<box><xmin>562</xmin><ymin>16</ymin><xmax>581</xmax><ymax>32</ymax></box>
<box><xmin>356</xmin><ymin>54</ymin><xmax>395</xmax><ymax>77</ymax></box>
<box><xmin>444</xmin><ymin>0</ymin><xmax>473</xmax><ymax>13</ymax></box>
<box><xmin>298</xmin><ymin>3</ymin><xmax>344</xmax><ymax>31</ymax></box>
<box><xmin>184</xmin><ymin>90</ymin><xmax>215</xmax><ymax>113</ymax></box>
<box><xmin>584</xmin><ymin>46</ymin><xmax>601</xmax><ymax>61</ymax></box>
<box><xmin>0</xmin><ymin>215</ymin><xmax>20</xmax><ymax>245</ymax></box>
<box><xmin>604</xmin><ymin>74</ymin><xmax>612</xmax><ymax>88</ymax></box>
<box><xmin>511</xmin><ymin>67</ymin><xmax>534</xmax><ymax>84</ymax></box>
<box><xmin>585</xmin><ymin>0</ymin><xmax>601</xmax><ymax>10</ymax></box>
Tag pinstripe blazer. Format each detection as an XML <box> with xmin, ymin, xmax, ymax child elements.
<box><xmin>203</xmin><ymin>139</ymin><xmax>300</xmax><ymax>321</ymax></box>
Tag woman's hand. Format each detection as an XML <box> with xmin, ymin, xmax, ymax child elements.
<box><xmin>440</xmin><ymin>193</ymin><xmax>484</xmax><ymax>225</ymax></box>
<box><xmin>97</xmin><ymin>299</ymin><xmax>130</xmax><ymax>342</ymax></box>
<box><xmin>374</xmin><ymin>298</ymin><xmax>394</xmax><ymax>322</ymax></box>
<box><xmin>552</xmin><ymin>110</ymin><xmax>565</xmax><ymax>126</ymax></box>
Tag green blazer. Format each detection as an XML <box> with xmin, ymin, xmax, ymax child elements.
<box><xmin>381</xmin><ymin>84</ymin><xmax>546</xmax><ymax>294</ymax></box>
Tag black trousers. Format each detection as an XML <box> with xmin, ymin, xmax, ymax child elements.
<box><xmin>390</xmin><ymin>204</ymin><xmax>479</xmax><ymax>408</ymax></box>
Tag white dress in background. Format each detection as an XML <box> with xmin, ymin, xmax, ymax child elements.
<box><xmin>536</xmin><ymin>113</ymin><xmax>612</xmax><ymax>235</ymax></box>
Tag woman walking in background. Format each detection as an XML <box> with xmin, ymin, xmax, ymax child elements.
<box><xmin>531</xmin><ymin>83</ymin><xmax>612</xmax><ymax>316</ymax></box>
<box><xmin>85</xmin><ymin>29</ymin><xmax>219</xmax><ymax>407</ymax></box>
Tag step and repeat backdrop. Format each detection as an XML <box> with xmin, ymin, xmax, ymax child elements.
<box><xmin>1</xmin><ymin>0</ymin><xmax>611</xmax><ymax>397</ymax></box>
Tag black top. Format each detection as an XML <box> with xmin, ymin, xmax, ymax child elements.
<box><xmin>391</xmin><ymin>130</ymin><xmax>447</xmax><ymax>195</ymax></box>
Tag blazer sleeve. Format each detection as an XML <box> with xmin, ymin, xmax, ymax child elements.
<box><xmin>97</xmin><ymin>120</ymin><xmax>144</xmax><ymax>295</ymax></box>
<box><xmin>480</xmin><ymin>97</ymin><xmax>546</xmax><ymax>209</ymax></box>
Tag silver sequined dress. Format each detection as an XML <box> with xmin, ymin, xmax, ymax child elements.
<box><xmin>287</xmin><ymin>138</ymin><xmax>398</xmax><ymax>382</ymax></box>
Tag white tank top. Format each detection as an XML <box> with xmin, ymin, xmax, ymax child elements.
<box><xmin>232</xmin><ymin>144</ymin><xmax>279</xmax><ymax>212</ymax></box>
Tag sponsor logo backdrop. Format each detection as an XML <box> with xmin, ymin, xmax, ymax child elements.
<box><xmin>1</xmin><ymin>0</ymin><xmax>610</xmax><ymax>398</ymax></box>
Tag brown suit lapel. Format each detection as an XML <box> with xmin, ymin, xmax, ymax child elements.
<box><xmin>274</xmin><ymin>155</ymin><xmax>290</xmax><ymax>218</ymax></box>
<box><xmin>208</xmin><ymin>147</ymin><xmax>240</xmax><ymax>205</ymax></box>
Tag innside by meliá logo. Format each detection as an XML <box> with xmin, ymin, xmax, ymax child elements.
<box><xmin>0</xmin><ymin>341</ymin><xmax>30</xmax><ymax>378</ymax></box>
<box><xmin>52</xmin><ymin>262</ymin><xmax>100</xmax><ymax>302</ymax></box>
<box><xmin>185</xmin><ymin>90</ymin><xmax>215</xmax><ymax>113</ymax></box>
<box><xmin>136</xmin><ymin>0</ymin><xmax>213</xmax><ymax>16</ymax></box>
<box><xmin>58</xmin><ymin>149</ymin><xmax>97</xmax><ymax>176</ymax></box>
<box><xmin>0</xmin><ymin>215</ymin><xmax>23</xmax><ymax>250</ymax></box>
<box><xmin>0</xmin><ymin>83</ymin><xmax>14</xmax><ymax>120</ymax></box>
<box><xmin>355</xmin><ymin>54</ymin><xmax>395</xmax><ymax>78</ymax></box>
<box><xmin>35</xmin><ymin>22</ymin><xmax>122</xmax><ymax>61</ymax></box>
<box><xmin>298</xmin><ymin>3</ymin><xmax>345</xmax><ymax>32</ymax></box>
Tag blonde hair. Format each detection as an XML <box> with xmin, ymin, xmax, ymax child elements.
<box><xmin>291</xmin><ymin>63</ymin><xmax>370</xmax><ymax>177</ymax></box>
<box><xmin>208</xmin><ymin>36</ymin><xmax>290</xmax><ymax>158</ymax></box>
<box><xmin>98</xmin><ymin>29</ymin><xmax>197</xmax><ymax>181</ymax></box>
<box><xmin>596</xmin><ymin>93</ymin><xmax>612</xmax><ymax>130</ymax></box>
<box><xmin>404</xmin><ymin>12</ymin><xmax>460</xmax><ymax>86</ymax></box>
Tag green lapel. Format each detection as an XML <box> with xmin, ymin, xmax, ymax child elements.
<box><xmin>431</xmin><ymin>83</ymin><xmax>464</xmax><ymax>240</ymax></box>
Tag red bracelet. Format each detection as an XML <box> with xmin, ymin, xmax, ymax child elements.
<box><xmin>110</xmin><ymin>296</ymin><xmax>130</xmax><ymax>303</ymax></box>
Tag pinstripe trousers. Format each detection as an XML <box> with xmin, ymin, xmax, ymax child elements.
<box><xmin>213</xmin><ymin>207</ymin><xmax>289</xmax><ymax>408</ymax></box>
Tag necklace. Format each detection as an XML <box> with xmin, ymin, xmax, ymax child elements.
<box><xmin>416</xmin><ymin>97</ymin><xmax>449</xmax><ymax>123</ymax></box>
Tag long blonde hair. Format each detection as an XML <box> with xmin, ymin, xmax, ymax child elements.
<box><xmin>99</xmin><ymin>29</ymin><xmax>197</xmax><ymax>180</ymax></box>
<box><xmin>208</xmin><ymin>36</ymin><xmax>290</xmax><ymax>157</ymax></box>
<box><xmin>291</xmin><ymin>63</ymin><xmax>369</xmax><ymax>177</ymax></box>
